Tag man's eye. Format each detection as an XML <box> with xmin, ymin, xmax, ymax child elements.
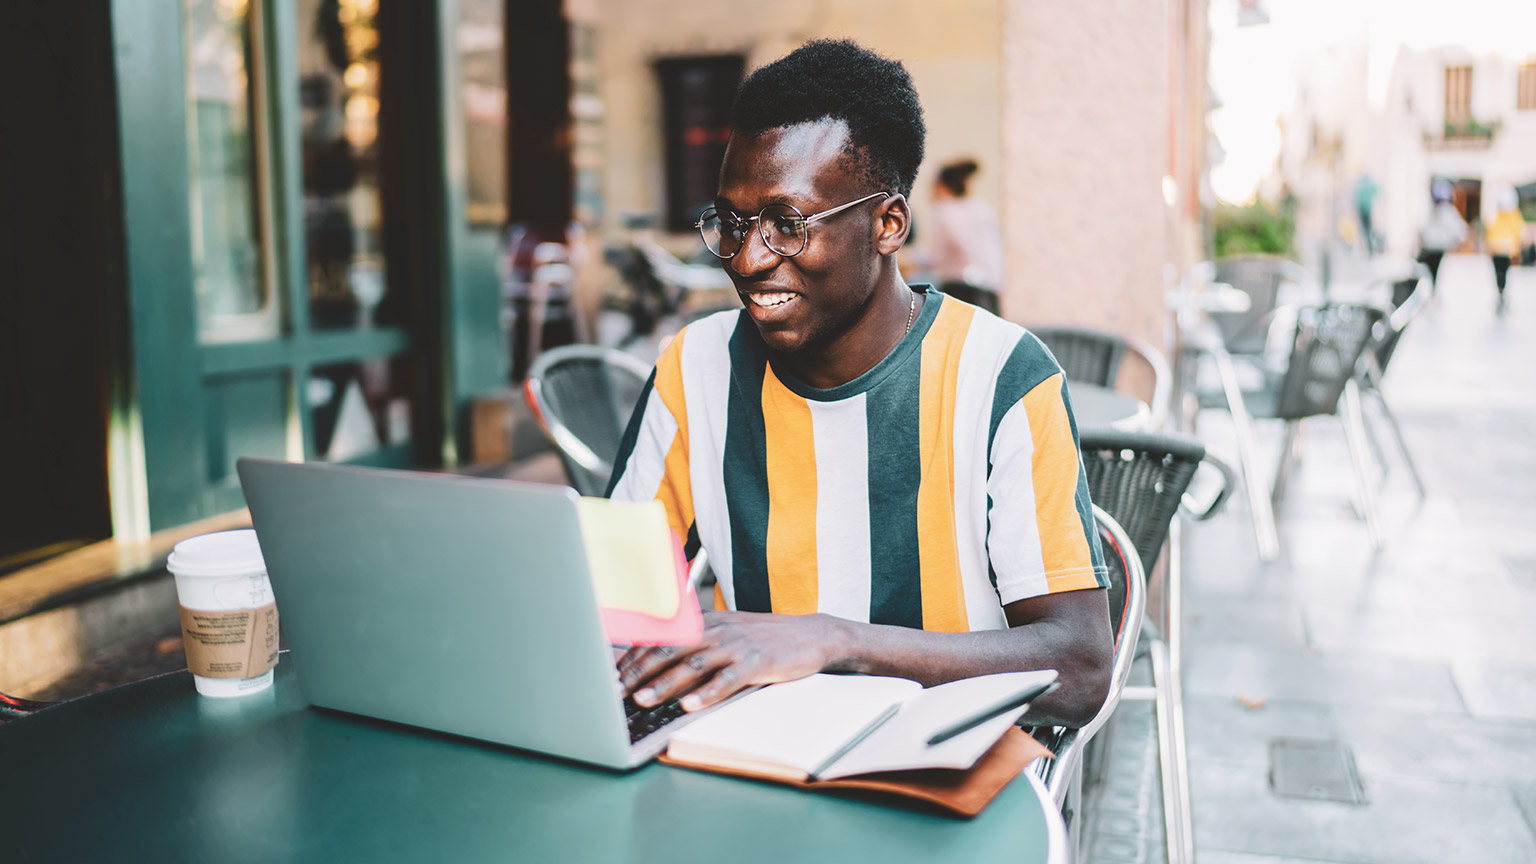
<box><xmin>773</xmin><ymin>218</ymin><xmax>804</xmax><ymax>238</ymax></box>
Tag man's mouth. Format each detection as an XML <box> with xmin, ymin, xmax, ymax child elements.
<box><xmin>745</xmin><ymin>291</ymin><xmax>797</xmax><ymax>309</ymax></box>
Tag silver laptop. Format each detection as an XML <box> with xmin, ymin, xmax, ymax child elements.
<box><xmin>237</xmin><ymin>457</ymin><xmax>716</xmax><ymax>769</ymax></box>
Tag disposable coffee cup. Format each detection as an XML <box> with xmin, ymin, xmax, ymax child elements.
<box><xmin>166</xmin><ymin>529</ymin><xmax>280</xmax><ymax>698</ymax></box>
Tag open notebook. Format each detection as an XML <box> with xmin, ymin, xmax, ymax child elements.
<box><xmin>664</xmin><ymin>669</ymin><xmax>1058</xmax><ymax>782</ymax></box>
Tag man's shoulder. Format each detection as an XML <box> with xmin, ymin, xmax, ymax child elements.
<box><xmin>929</xmin><ymin>293</ymin><xmax>1061</xmax><ymax>396</ymax></box>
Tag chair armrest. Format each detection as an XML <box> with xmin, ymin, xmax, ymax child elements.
<box><xmin>1181</xmin><ymin>453</ymin><xmax>1236</xmax><ymax>521</ymax></box>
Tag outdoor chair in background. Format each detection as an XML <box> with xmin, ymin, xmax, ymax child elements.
<box><xmin>524</xmin><ymin>345</ymin><xmax>653</xmax><ymax>497</ymax></box>
<box><xmin>1198</xmin><ymin>303</ymin><xmax>1388</xmax><ymax>549</ymax></box>
<box><xmin>1207</xmin><ymin>255</ymin><xmax>1311</xmax><ymax>356</ymax></box>
<box><xmin>1</xmin><ymin>691</ymin><xmax>53</xmax><ymax>724</ymax></box>
<box><xmin>1077</xmin><ymin>429</ymin><xmax>1233</xmax><ymax>864</ymax></box>
<box><xmin>1031</xmin><ymin>325</ymin><xmax>1172</xmax><ymax>429</ymax></box>
<box><xmin>524</xmin><ymin>344</ymin><xmax>716</xmax><ymax>589</ymax></box>
<box><xmin>1031</xmin><ymin>505</ymin><xmax>1145</xmax><ymax>861</ymax></box>
<box><xmin>1354</xmin><ymin>269</ymin><xmax>1430</xmax><ymax>497</ymax></box>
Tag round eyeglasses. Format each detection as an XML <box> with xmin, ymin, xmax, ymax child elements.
<box><xmin>696</xmin><ymin>191</ymin><xmax>890</xmax><ymax>259</ymax></box>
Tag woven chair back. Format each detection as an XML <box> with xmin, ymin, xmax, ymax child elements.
<box><xmin>1211</xmin><ymin>256</ymin><xmax>1289</xmax><ymax>355</ymax></box>
<box><xmin>1031</xmin><ymin>327</ymin><xmax>1126</xmax><ymax>388</ymax></box>
<box><xmin>1274</xmin><ymin>304</ymin><xmax>1384</xmax><ymax>420</ymax></box>
<box><xmin>1079</xmin><ymin>429</ymin><xmax>1207</xmax><ymax>581</ymax></box>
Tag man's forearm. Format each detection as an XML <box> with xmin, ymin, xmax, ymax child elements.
<box><xmin>818</xmin><ymin>611</ymin><xmax>1110</xmax><ymax>728</ymax></box>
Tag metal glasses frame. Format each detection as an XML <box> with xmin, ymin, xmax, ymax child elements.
<box><xmin>695</xmin><ymin>191</ymin><xmax>891</xmax><ymax>259</ymax></box>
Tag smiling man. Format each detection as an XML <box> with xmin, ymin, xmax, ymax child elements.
<box><xmin>608</xmin><ymin>40</ymin><xmax>1112</xmax><ymax>729</ymax></box>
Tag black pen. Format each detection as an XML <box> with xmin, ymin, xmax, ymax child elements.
<box><xmin>925</xmin><ymin>681</ymin><xmax>1059</xmax><ymax>747</ymax></box>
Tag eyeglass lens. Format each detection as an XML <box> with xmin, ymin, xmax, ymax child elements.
<box><xmin>699</xmin><ymin>204</ymin><xmax>808</xmax><ymax>258</ymax></box>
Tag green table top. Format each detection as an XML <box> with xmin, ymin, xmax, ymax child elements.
<box><xmin>1</xmin><ymin>663</ymin><xmax>1062</xmax><ymax>863</ymax></box>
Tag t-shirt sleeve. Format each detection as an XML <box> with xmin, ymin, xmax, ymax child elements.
<box><xmin>986</xmin><ymin>371</ymin><xmax>1109</xmax><ymax>605</ymax></box>
<box><xmin>605</xmin><ymin>331</ymin><xmax>698</xmax><ymax>558</ymax></box>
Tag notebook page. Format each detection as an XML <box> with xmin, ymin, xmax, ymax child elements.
<box><xmin>666</xmin><ymin>674</ymin><xmax>922</xmax><ymax>778</ymax></box>
<box><xmin>819</xmin><ymin>669</ymin><xmax>1058</xmax><ymax>779</ymax></box>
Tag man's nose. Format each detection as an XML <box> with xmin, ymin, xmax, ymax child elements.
<box><xmin>730</xmin><ymin>222</ymin><xmax>780</xmax><ymax>279</ymax></box>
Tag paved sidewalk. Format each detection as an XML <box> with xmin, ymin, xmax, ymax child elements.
<box><xmin>1164</xmin><ymin>254</ymin><xmax>1536</xmax><ymax>863</ymax></box>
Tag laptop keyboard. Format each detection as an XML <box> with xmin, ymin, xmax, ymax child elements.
<box><xmin>624</xmin><ymin>695</ymin><xmax>688</xmax><ymax>745</ymax></box>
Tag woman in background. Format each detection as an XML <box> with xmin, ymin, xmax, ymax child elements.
<box><xmin>1487</xmin><ymin>187</ymin><xmax>1526</xmax><ymax>312</ymax></box>
<box><xmin>929</xmin><ymin>159</ymin><xmax>1004</xmax><ymax>314</ymax></box>
<box><xmin>1418</xmin><ymin>179</ymin><xmax>1467</xmax><ymax>292</ymax></box>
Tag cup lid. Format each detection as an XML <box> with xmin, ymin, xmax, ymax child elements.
<box><xmin>167</xmin><ymin>529</ymin><xmax>266</xmax><ymax>577</ymax></box>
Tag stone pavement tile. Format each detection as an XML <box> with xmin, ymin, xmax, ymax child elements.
<box><xmin>1514</xmin><ymin>784</ymin><xmax>1536</xmax><ymax>843</ymax></box>
<box><xmin>1184</xmin><ymin>595</ymin><xmax>1309</xmax><ymax>650</ymax></box>
<box><xmin>1327</xmin><ymin>705</ymin><xmax>1536</xmax><ymax>788</ymax></box>
<box><xmin>1451</xmin><ymin>659</ymin><xmax>1536</xmax><ymax>722</ymax></box>
<box><xmin>1303</xmin><ymin>603</ymin><xmax>1536</xmax><ymax>665</ymax></box>
<box><xmin>1190</xmin><ymin>758</ymin><xmax>1536</xmax><ymax>864</ymax></box>
<box><xmin>1182</xmin><ymin>694</ymin><xmax>1334</xmax><ymax>767</ymax></box>
<box><xmin>1199</xmin><ymin>851</ymin><xmax>1354</xmax><ymax>864</ymax></box>
<box><xmin>1184</xmin><ymin>642</ymin><xmax>1464</xmax><ymax>714</ymax></box>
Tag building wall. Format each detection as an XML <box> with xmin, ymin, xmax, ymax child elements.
<box><xmin>576</xmin><ymin>0</ymin><xmax>1004</xmax><ymax>269</ymax></box>
<box><xmin>999</xmin><ymin>0</ymin><xmax>1170</xmax><ymax>351</ymax></box>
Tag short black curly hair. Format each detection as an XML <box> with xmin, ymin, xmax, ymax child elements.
<box><xmin>730</xmin><ymin>39</ymin><xmax>926</xmax><ymax>198</ymax></box>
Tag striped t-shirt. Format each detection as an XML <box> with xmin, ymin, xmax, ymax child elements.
<box><xmin>607</xmin><ymin>287</ymin><xmax>1107</xmax><ymax>633</ymax></box>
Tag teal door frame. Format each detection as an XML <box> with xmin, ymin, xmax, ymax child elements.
<box><xmin>109</xmin><ymin>0</ymin><xmax>435</xmax><ymax>533</ymax></box>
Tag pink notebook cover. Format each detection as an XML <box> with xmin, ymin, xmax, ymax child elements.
<box><xmin>597</xmin><ymin>530</ymin><xmax>704</xmax><ymax>646</ymax></box>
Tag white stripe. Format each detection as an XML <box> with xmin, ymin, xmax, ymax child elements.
<box><xmin>681</xmin><ymin>312</ymin><xmax>738</xmax><ymax>608</ymax></box>
<box><xmin>988</xmin><ymin>398</ymin><xmax>1050</xmax><ymax>603</ymax></box>
<box><xmin>952</xmin><ymin>314</ymin><xmax>1022</xmax><ymax>629</ymax></box>
<box><xmin>809</xmin><ymin>394</ymin><xmax>872</xmax><ymax>622</ymax></box>
<box><xmin>608</xmin><ymin>389</ymin><xmax>677</xmax><ymax>505</ymax></box>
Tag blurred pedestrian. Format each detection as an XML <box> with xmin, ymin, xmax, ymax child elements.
<box><xmin>929</xmin><ymin>159</ymin><xmax>1004</xmax><ymax>313</ymax></box>
<box><xmin>1354</xmin><ymin>174</ymin><xmax>1379</xmax><ymax>257</ymax></box>
<box><xmin>1417</xmin><ymin>179</ymin><xmax>1467</xmax><ymax>292</ymax></box>
<box><xmin>1487</xmin><ymin>187</ymin><xmax>1526</xmax><ymax>311</ymax></box>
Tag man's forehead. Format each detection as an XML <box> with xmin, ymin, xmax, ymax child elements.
<box><xmin>717</xmin><ymin>118</ymin><xmax>859</xmax><ymax>207</ymax></box>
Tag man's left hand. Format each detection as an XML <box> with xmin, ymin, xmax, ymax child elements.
<box><xmin>617</xmin><ymin>610</ymin><xmax>840</xmax><ymax>712</ymax></box>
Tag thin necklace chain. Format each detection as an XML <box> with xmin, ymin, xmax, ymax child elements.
<box><xmin>904</xmin><ymin>289</ymin><xmax>917</xmax><ymax>335</ymax></box>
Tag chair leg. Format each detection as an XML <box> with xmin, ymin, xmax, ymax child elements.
<box><xmin>1271</xmin><ymin>420</ymin><xmax>1301</xmax><ymax>507</ymax></box>
<box><xmin>1211</xmin><ymin>348</ymin><xmax>1280</xmax><ymax>561</ymax></box>
<box><xmin>1150</xmin><ymin>639</ymin><xmax>1194</xmax><ymax>864</ymax></box>
<box><xmin>1371</xmin><ymin>388</ymin><xmax>1427</xmax><ymax>498</ymax></box>
<box><xmin>1164</xmin><ymin>521</ymin><xmax>1196</xmax><ymax>864</ymax></box>
<box><xmin>1342</xmin><ymin>379</ymin><xmax>1384</xmax><ymax>549</ymax></box>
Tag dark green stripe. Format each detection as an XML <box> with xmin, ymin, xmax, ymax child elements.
<box><xmin>1056</xmin><ymin>375</ymin><xmax>1109</xmax><ymax>586</ymax></box>
<box><xmin>603</xmin><ymin>370</ymin><xmax>657</xmax><ymax>498</ymax></box>
<box><xmin>724</xmin><ymin>314</ymin><xmax>773</xmax><ymax>613</ymax></box>
<box><xmin>865</xmin><ymin>340</ymin><xmax>924</xmax><ymax>628</ymax></box>
<box><xmin>987</xmin><ymin>331</ymin><xmax>1065</xmax><ymax>462</ymax></box>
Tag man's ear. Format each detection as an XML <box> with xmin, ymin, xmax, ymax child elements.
<box><xmin>874</xmin><ymin>194</ymin><xmax>910</xmax><ymax>256</ymax></box>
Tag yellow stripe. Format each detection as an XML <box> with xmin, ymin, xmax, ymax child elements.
<box><xmin>762</xmin><ymin>364</ymin><xmax>818</xmax><ymax>614</ymax></box>
<box><xmin>713</xmin><ymin>581</ymin><xmax>725</xmax><ymax>611</ymax></box>
<box><xmin>917</xmin><ymin>300</ymin><xmax>975</xmax><ymax>632</ymax></box>
<box><xmin>1022</xmin><ymin>373</ymin><xmax>1095</xmax><ymax>584</ymax></box>
<box><xmin>652</xmin><ymin>330</ymin><xmax>694</xmax><ymax>541</ymax></box>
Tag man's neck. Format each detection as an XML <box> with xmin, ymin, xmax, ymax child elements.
<box><xmin>776</xmin><ymin>279</ymin><xmax>921</xmax><ymax>390</ymax></box>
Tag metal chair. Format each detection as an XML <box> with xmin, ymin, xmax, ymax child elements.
<box><xmin>1355</xmin><ymin>270</ymin><xmax>1430</xmax><ymax>497</ymax></box>
<box><xmin>524</xmin><ymin>344</ymin><xmax>654</xmax><ymax>497</ymax></box>
<box><xmin>1</xmin><ymin>691</ymin><xmax>53</xmax><ymax>723</ymax></box>
<box><xmin>1076</xmin><ymin>429</ymin><xmax>1232</xmax><ymax>864</ymax></box>
<box><xmin>1031</xmin><ymin>505</ymin><xmax>1146</xmax><ymax>860</ymax></box>
<box><xmin>1253</xmin><ymin>303</ymin><xmax>1388</xmax><ymax>546</ymax></box>
<box><xmin>1207</xmin><ymin>255</ymin><xmax>1310</xmax><ymax>356</ymax></box>
<box><xmin>1031</xmin><ymin>325</ymin><xmax>1172</xmax><ymax>429</ymax></box>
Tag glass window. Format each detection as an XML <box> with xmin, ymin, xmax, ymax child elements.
<box><xmin>297</xmin><ymin>0</ymin><xmax>388</xmax><ymax>330</ymax></box>
<box><xmin>459</xmin><ymin>0</ymin><xmax>507</xmax><ymax>226</ymax></box>
<box><xmin>186</xmin><ymin>0</ymin><xmax>278</xmax><ymax>342</ymax></box>
<box><xmin>307</xmin><ymin>356</ymin><xmax>412</xmax><ymax>460</ymax></box>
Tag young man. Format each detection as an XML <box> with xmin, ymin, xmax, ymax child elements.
<box><xmin>610</xmin><ymin>40</ymin><xmax>1112</xmax><ymax>729</ymax></box>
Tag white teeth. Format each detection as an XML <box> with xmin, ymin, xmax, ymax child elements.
<box><xmin>749</xmin><ymin>292</ymin><xmax>795</xmax><ymax>308</ymax></box>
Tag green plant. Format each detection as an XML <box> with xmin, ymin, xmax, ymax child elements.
<box><xmin>1213</xmin><ymin>200</ymin><xmax>1296</xmax><ymax>258</ymax></box>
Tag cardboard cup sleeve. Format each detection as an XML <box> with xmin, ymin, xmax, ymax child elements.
<box><xmin>178</xmin><ymin>603</ymin><xmax>281</xmax><ymax>679</ymax></box>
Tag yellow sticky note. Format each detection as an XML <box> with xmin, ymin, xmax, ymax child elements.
<box><xmin>575</xmin><ymin>497</ymin><xmax>680</xmax><ymax>618</ymax></box>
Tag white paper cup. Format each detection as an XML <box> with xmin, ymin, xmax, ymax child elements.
<box><xmin>166</xmin><ymin>530</ymin><xmax>280</xmax><ymax>698</ymax></box>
